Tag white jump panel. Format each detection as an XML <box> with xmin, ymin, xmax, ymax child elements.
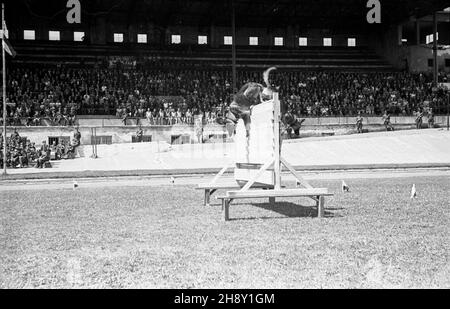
<box><xmin>234</xmin><ymin>99</ymin><xmax>275</xmax><ymax>186</ymax></box>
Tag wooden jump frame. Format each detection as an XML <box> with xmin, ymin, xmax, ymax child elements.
<box><xmin>197</xmin><ymin>175</ymin><xmax>275</xmax><ymax>206</ymax></box>
<box><xmin>202</xmin><ymin>92</ymin><xmax>332</xmax><ymax>221</ymax></box>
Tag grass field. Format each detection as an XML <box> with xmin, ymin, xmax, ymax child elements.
<box><xmin>1</xmin><ymin>176</ymin><xmax>449</xmax><ymax>289</ymax></box>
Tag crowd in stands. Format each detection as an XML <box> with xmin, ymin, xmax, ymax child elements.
<box><xmin>0</xmin><ymin>65</ymin><xmax>79</xmax><ymax>127</ymax></box>
<box><xmin>1</xmin><ymin>62</ymin><xmax>449</xmax><ymax>126</ymax></box>
<box><xmin>0</xmin><ymin>128</ymin><xmax>81</xmax><ymax>169</ymax></box>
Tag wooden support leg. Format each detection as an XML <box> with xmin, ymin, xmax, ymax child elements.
<box><xmin>239</xmin><ymin>159</ymin><xmax>274</xmax><ymax>192</ymax></box>
<box><xmin>211</xmin><ymin>164</ymin><xmax>230</xmax><ymax>184</ymax></box>
<box><xmin>269</xmin><ymin>197</ymin><xmax>276</xmax><ymax>204</ymax></box>
<box><xmin>318</xmin><ymin>196</ymin><xmax>325</xmax><ymax>218</ymax></box>
<box><xmin>204</xmin><ymin>189</ymin><xmax>210</xmax><ymax>206</ymax></box>
<box><xmin>224</xmin><ymin>199</ymin><xmax>230</xmax><ymax>221</ymax></box>
<box><xmin>205</xmin><ymin>189</ymin><xmax>216</xmax><ymax>206</ymax></box>
<box><xmin>280</xmin><ymin>157</ymin><xmax>313</xmax><ymax>189</ymax></box>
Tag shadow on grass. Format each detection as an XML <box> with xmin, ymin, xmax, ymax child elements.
<box><xmin>228</xmin><ymin>201</ymin><xmax>339</xmax><ymax>221</ymax></box>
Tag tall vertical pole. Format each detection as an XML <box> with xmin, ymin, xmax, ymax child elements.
<box><xmin>2</xmin><ymin>3</ymin><xmax>7</xmax><ymax>175</ymax></box>
<box><xmin>415</xmin><ymin>19</ymin><xmax>420</xmax><ymax>45</ymax></box>
<box><xmin>273</xmin><ymin>92</ymin><xmax>281</xmax><ymax>190</ymax></box>
<box><xmin>231</xmin><ymin>0</ymin><xmax>237</xmax><ymax>93</ymax></box>
<box><xmin>94</xmin><ymin>127</ymin><xmax>98</xmax><ymax>158</ymax></box>
<box><xmin>448</xmin><ymin>10</ymin><xmax>450</xmax><ymax>131</ymax></box>
<box><xmin>432</xmin><ymin>11</ymin><xmax>438</xmax><ymax>87</ymax></box>
<box><xmin>91</xmin><ymin>127</ymin><xmax>94</xmax><ymax>157</ymax></box>
<box><xmin>447</xmin><ymin>93</ymin><xmax>449</xmax><ymax>131</ymax></box>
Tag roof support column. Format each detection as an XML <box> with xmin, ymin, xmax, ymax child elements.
<box><xmin>231</xmin><ymin>0</ymin><xmax>237</xmax><ymax>93</ymax></box>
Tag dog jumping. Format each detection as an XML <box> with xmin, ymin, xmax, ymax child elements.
<box><xmin>224</xmin><ymin>67</ymin><xmax>277</xmax><ymax>137</ymax></box>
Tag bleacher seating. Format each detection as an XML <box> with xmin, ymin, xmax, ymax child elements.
<box><xmin>3</xmin><ymin>41</ymin><xmax>448</xmax><ymax>124</ymax></box>
<box><xmin>10</xmin><ymin>42</ymin><xmax>393</xmax><ymax>71</ymax></box>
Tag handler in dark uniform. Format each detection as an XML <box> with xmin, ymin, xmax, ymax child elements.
<box><xmin>415</xmin><ymin>109</ymin><xmax>423</xmax><ymax>129</ymax></box>
<box><xmin>283</xmin><ymin>110</ymin><xmax>305</xmax><ymax>138</ymax></box>
<box><xmin>136</xmin><ymin>125</ymin><xmax>143</xmax><ymax>142</ymax></box>
<box><xmin>356</xmin><ymin>112</ymin><xmax>363</xmax><ymax>133</ymax></box>
<box><xmin>382</xmin><ymin>111</ymin><xmax>394</xmax><ymax>131</ymax></box>
<box><xmin>428</xmin><ymin>108</ymin><xmax>435</xmax><ymax>128</ymax></box>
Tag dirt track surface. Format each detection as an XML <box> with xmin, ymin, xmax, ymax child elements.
<box><xmin>3</xmin><ymin>129</ymin><xmax>450</xmax><ymax>180</ymax></box>
<box><xmin>1</xmin><ymin>168</ymin><xmax>449</xmax><ymax>191</ymax></box>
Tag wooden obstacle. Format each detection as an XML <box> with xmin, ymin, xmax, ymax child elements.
<box><xmin>234</xmin><ymin>99</ymin><xmax>276</xmax><ymax>186</ymax></box>
<box><xmin>203</xmin><ymin>92</ymin><xmax>332</xmax><ymax>221</ymax></box>
<box><xmin>217</xmin><ymin>188</ymin><xmax>333</xmax><ymax>221</ymax></box>
<box><xmin>196</xmin><ymin>180</ymin><xmax>275</xmax><ymax>206</ymax></box>
<box><xmin>196</xmin><ymin>162</ymin><xmax>278</xmax><ymax>206</ymax></box>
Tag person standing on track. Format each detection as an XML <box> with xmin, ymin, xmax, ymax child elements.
<box><xmin>356</xmin><ymin>112</ymin><xmax>363</xmax><ymax>133</ymax></box>
<box><xmin>415</xmin><ymin>109</ymin><xmax>423</xmax><ymax>129</ymax></box>
<box><xmin>427</xmin><ymin>108</ymin><xmax>435</xmax><ymax>128</ymax></box>
<box><xmin>283</xmin><ymin>109</ymin><xmax>305</xmax><ymax>138</ymax></box>
<box><xmin>136</xmin><ymin>125</ymin><xmax>143</xmax><ymax>143</ymax></box>
<box><xmin>382</xmin><ymin>111</ymin><xmax>394</xmax><ymax>131</ymax></box>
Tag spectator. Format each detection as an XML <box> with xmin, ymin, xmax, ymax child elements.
<box><xmin>73</xmin><ymin>127</ymin><xmax>81</xmax><ymax>147</ymax></box>
<box><xmin>35</xmin><ymin>148</ymin><xmax>49</xmax><ymax>169</ymax></box>
<box><xmin>3</xmin><ymin>63</ymin><xmax>448</xmax><ymax>125</ymax></box>
<box><xmin>146</xmin><ymin>108</ymin><xmax>152</xmax><ymax>125</ymax></box>
<box><xmin>121</xmin><ymin>109</ymin><xmax>128</xmax><ymax>126</ymax></box>
<box><xmin>0</xmin><ymin>129</ymin><xmax>81</xmax><ymax>169</ymax></box>
<box><xmin>32</xmin><ymin>111</ymin><xmax>41</xmax><ymax>126</ymax></box>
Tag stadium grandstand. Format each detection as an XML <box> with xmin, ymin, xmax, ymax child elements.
<box><xmin>1</xmin><ymin>0</ymin><xmax>450</xmax><ymax>169</ymax></box>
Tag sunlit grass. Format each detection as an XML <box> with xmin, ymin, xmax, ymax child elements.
<box><xmin>1</xmin><ymin>176</ymin><xmax>449</xmax><ymax>288</ymax></box>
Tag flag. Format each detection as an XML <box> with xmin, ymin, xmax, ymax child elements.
<box><xmin>2</xmin><ymin>37</ymin><xmax>16</xmax><ymax>57</ymax></box>
<box><xmin>342</xmin><ymin>180</ymin><xmax>350</xmax><ymax>192</ymax></box>
<box><xmin>410</xmin><ymin>184</ymin><xmax>417</xmax><ymax>199</ymax></box>
<box><xmin>2</xmin><ymin>22</ymin><xmax>16</xmax><ymax>57</ymax></box>
<box><xmin>0</xmin><ymin>27</ymin><xmax>8</xmax><ymax>39</ymax></box>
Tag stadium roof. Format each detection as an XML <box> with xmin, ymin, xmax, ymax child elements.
<box><xmin>8</xmin><ymin>0</ymin><xmax>450</xmax><ymax>30</ymax></box>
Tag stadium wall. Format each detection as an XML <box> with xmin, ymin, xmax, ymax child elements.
<box><xmin>369</xmin><ymin>24</ymin><xmax>450</xmax><ymax>72</ymax></box>
<box><xmin>408</xmin><ymin>46</ymin><xmax>450</xmax><ymax>73</ymax></box>
<box><xmin>4</xmin><ymin>125</ymin><xmax>228</xmax><ymax>147</ymax></box>
<box><xmin>368</xmin><ymin>25</ymin><xmax>408</xmax><ymax>70</ymax></box>
<box><xmin>5</xmin><ymin>116</ymin><xmax>447</xmax><ymax>147</ymax></box>
<box><xmin>8</xmin><ymin>13</ymin><xmax>368</xmax><ymax>48</ymax></box>
<box><xmin>165</xmin><ymin>25</ymin><xmax>367</xmax><ymax>47</ymax></box>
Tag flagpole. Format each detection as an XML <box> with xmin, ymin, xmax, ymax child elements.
<box><xmin>2</xmin><ymin>3</ymin><xmax>6</xmax><ymax>175</ymax></box>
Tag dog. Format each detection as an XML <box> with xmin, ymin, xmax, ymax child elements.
<box><xmin>283</xmin><ymin>110</ymin><xmax>306</xmax><ymax>138</ymax></box>
<box><xmin>223</xmin><ymin>67</ymin><xmax>277</xmax><ymax>137</ymax></box>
